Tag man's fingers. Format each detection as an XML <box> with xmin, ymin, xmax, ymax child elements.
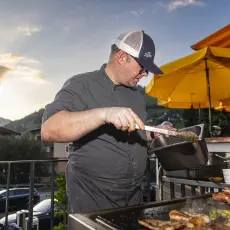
<box><xmin>129</xmin><ymin>109</ymin><xmax>144</xmax><ymax>130</ymax></box>
<box><xmin>124</xmin><ymin>113</ymin><xmax>135</xmax><ymax>132</ymax></box>
<box><xmin>105</xmin><ymin>107</ymin><xmax>144</xmax><ymax>132</ymax></box>
<box><xmin>119</xmin><ymin>116</ymin><xmax>129</xmax><ymax>131</ymax></box>
<box><xmin>114</xmin><ymin>119</ymin><xmax>122</xmax><ymax>130</ymax></box>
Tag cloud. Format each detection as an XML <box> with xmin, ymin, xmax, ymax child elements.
<box><xmin>0</xmin><ymin>66</ymin><xmax>11</xmax><ymax>83</ymax></box>
<box><xmin>11</xmin><ymin>66</ymin><xmax>46</xmax><ymax>83</ymax></box>
<box><xmin>0</xmin><ymin>53</ymin><xmax>45</xmax><ymax>83</ymax></box>
<box><xmin>115</xmin><ymin>9</ymin><xmax>146</xmax><ymax>20</ymax></box>
<box><xmin>130</xmin><ymin>9</ymin><xmax>145</xmax><ymax>17</ymax></box>
<box><xmin>17</xmin><ymin>26</ymin><xmax>41</xmax><ymax>36</ymax></box>
<box><xmin>0</xmin><ymin>53</ymin><xmax>39</xmax><ymax>65</ymax></box>
<box><xmin>165</xmin><ymin>0</ymin><xmax>205</xmax><ymax>11</ymax></box>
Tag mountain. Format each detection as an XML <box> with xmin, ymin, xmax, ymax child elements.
<box><xmin>0</xmin><ymin>117</ymin><xmax>11</xmax><ymax>127</ymax></box>
<box><xmin>4</xmin><ymin>109</ymin><xmax>45</xmax><ymax>133</ymax></box>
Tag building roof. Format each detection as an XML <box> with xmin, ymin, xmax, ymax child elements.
<box><xmin>0</xmin><ymin>127</ymin><xmax>20</xmax><ymax>135</ymax></box>
<box><xmin>191</xmin><ymin>24</ymin><xmax>230</xmax><ymax>50</ymax></box>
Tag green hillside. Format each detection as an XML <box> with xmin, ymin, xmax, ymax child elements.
<box><xmin>4</xmin><ymin>109</ymin><xmax>45</xmax><ymax>133</ymax></box>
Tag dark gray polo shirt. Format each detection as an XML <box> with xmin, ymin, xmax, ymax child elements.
<box><xmin>43</xmin><ymin>64</ymin><xmax>147</xmax><ymax>182</ymax></box>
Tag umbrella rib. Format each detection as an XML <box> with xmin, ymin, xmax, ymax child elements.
<box><xmin>181</xmin><ymin>62</ymin><xmax>225</xmax><ymax>74</ymax></box>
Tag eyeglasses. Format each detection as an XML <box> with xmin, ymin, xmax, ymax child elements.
<box><xmin>130</xmin><ymin>55</ymin><xmax>149</xmax><ymax>75</ymax></box>
<box><xmin>138</xmin><ymin>66</ymin><xmax>149</xmax><ymax>75</ymax></box>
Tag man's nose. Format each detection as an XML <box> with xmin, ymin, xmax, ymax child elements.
<box><xmin>141</xmin><ymin>72</ymin><xmax>148</xmax><ymax>77</ymax></box>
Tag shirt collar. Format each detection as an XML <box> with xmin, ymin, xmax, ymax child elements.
<box><xmin>99</xmin><ymin>64</ymin><xmax>115</xmax><ymax>90</ymax></box>
<box><xmin>99</xmin><ymin>64</ymin><xmax>136</xmax><ymax>91</ymax></box>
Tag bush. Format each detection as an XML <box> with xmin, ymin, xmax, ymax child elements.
<box><xmin>53</xmin><ymin>173</ymin><xmax>68</xmax><ymax>230</ymax></box>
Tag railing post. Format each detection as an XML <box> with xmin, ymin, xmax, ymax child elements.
<box><xmin>200</xmin><ymin>187</ymin><xmax>206</xmax><ymax>195</ymax></box>
<box><xmin>28</xmin><ymin>161</ymin><xmax>35</xmax><ymax>230</ymax></box>
<box><xmin>4</xmin><ymin>163</ymin><xmax>11</xmax><ymax>230</ymax></box>
<box><xmin>170</xmin><ymin>183</ymin><xmax>175</xmax><ymax>199</ymax></box>
<box><xmin>156</xmin><ymin>165</ymin><xmax>163</xmax><ymax>201</ymax></box>
<box><xmin>180</xmin><ymin>184</ymin><xmax>186</xmax><ymax>197</ymax></box>
<box><xmin>191</xmin><ymin>186</ymin><xmax>196</xmax><ymax>196</ymax></box>
<box><xmin>50</xmin><ymin>161</ymin><xmax>55</xmax><ymax>230</ymax></box>
<box><xmin>210</xmin><ymin>188</ymin><xmax>214</xmax><ymax>193</ymax></box>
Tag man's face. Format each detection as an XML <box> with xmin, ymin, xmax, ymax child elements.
<box><xmin>116</xmin><ymin>51</ymin><xmax>148</xmax><ymax>87</ymax></box>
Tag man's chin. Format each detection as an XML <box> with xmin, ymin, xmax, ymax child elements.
<box><xmin>129</xmin><ymin>82</ymin><xmax>138</xmax><ymax>88</ymax></box>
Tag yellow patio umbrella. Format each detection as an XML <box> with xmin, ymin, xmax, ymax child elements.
<box><xmin>146</xmin><ymin>46</ymin><xmax>230</xmax><ymax>136</ymax></box>
<box><xmin>157</xmin><ymin>98</ymin><xmax>217</xmax><ymax>109</ymax></box>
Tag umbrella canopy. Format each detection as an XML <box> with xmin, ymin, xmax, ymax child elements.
<box><xmin>157</xmin><ymin>98</ymin><xmax>217</xmax><ymax>109</ymax></box>
<box><xmin>146</xmin><ymin>46</ymin><xmax>230</xmax><ymax>136</ymax></box>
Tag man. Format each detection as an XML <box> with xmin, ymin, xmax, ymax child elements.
<box><xmin>41</xmin><ymin>30</ymin><xmax>163</xmax><ymax>213</ymax></box>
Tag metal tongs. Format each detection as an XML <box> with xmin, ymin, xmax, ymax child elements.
<box><xmin>135</xmin><ymin>124</ymin><xmax>178</xmax><ymax>136</ymax></box>
<box><xmin>135</xmin><ymin>124</ymin><xmax>199</xmax><ymax>141</ymax></box>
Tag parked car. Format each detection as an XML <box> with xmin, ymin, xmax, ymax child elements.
<box><xmin>0</xmin><ymin>199</ymin><xmax>63</xmax><ymax>230</ymax></box>
<box><xmin>0</xmin><ymin>188</ymin><xmax>40</xmax><ymax>212</ymax></box>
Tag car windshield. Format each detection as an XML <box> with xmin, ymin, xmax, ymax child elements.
<box><xmin>33</xmin><ymin>199</ymin><xmax>51</xmax><ymax>213</ymax></box>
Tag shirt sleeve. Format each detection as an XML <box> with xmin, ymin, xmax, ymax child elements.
<box><xmin>42</xmin><ymin>77</ymin><xmax>87</xmax><ymax>123</ymax></box>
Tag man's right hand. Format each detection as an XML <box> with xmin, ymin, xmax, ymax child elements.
<box><xmin>101</xmin><ymin>107</ymin><xmax>145</xmax><ymax>132</ymax></box>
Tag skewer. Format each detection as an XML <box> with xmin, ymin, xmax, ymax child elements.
<box><xmin>135</xmin><ymin>124</ymin><xmax>198</xmax><ymax>141</ymax></box>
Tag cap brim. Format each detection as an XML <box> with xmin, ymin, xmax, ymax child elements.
<box><xmin>144</xmin><ymin>61</ymin><xmax>164</xmax><ymax>75</ymax></box>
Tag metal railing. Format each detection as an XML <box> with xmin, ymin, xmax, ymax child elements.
<box><xmin>156</xmin><ymin>165</ymin><xmax>229</xmax><ymax>201</ymax></box>
<box><xmin>146</xmin><ymin>155</ymin><xmax>230</xmax><ymax>201</ymax></box>
<box><xmin>0</xmin><ymin>159</ymin><xmax>68</xmax><ymax>230</ymax></box>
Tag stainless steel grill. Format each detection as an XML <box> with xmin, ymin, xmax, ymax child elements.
<box><xmin>68</xmin><ymin>194</ymin><xmax>217</xmax><ymax>230</ymax></box>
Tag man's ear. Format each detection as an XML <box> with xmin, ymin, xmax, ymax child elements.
<box><xmin>116</xmin><ymin>50</ymin><xmax>127</xmax><ymax>65</ymax></box>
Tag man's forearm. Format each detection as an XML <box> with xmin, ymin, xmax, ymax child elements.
<box><xmin>41</xmin><ymin>109</ymin><xmax>105</xmax><ymax>142</ymax></box>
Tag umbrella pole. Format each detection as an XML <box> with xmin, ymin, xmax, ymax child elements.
<box><xmin>198</xmin><ymin>103</ymin><xmax>201</xmax><ymax>122</ymax></box>
<box><xmin>205</xmin><ymin>58</ymin><xmax>212</xmax><ymax>137</ymax></box>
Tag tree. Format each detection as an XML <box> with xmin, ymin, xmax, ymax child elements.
<box><xmin>183</xmin><ymin>108</ymin><xmax>230</xmax><ymax>137</ymax></box>
<box><xmin>183</xmin><ymin>109</ymin><xmax>200</xmax><ymax>127</ymax></box>
<box><xmin>203</xmin><ymin>109</ymin><xmax>230</xmax><ymax>137</ymax></box>
<box><xmin>0</xmin><ymin>136</ymin><xmax>48</xmax><ymax>183</ymax></box>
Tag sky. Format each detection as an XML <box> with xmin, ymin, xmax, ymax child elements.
<box><xmin>0</xmin><ymin>0</ymin><xmax>229</xmax><ymax>120</ymax></box>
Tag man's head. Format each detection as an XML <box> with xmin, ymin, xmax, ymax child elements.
<box><xmin>107</xmin><ymin>30</ymin><xmax>163</xmax><ymax>87</ymax></box>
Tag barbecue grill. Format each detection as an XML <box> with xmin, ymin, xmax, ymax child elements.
<box><xmin>68</xmin><ymin>193</ymin><xmax>229</xmax><ymax>230</ymax></box>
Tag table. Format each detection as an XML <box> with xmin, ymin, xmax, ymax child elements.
<box><xmin>206</xmin><ymin>137</ymin><xmax>230</xmax><ymax>152</ymax></box>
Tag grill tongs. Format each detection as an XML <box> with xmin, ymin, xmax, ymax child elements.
<box><xmin>135</xmin><ymin>124</ymin><xmax>198</xmax><ymax>142</ymax></box>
